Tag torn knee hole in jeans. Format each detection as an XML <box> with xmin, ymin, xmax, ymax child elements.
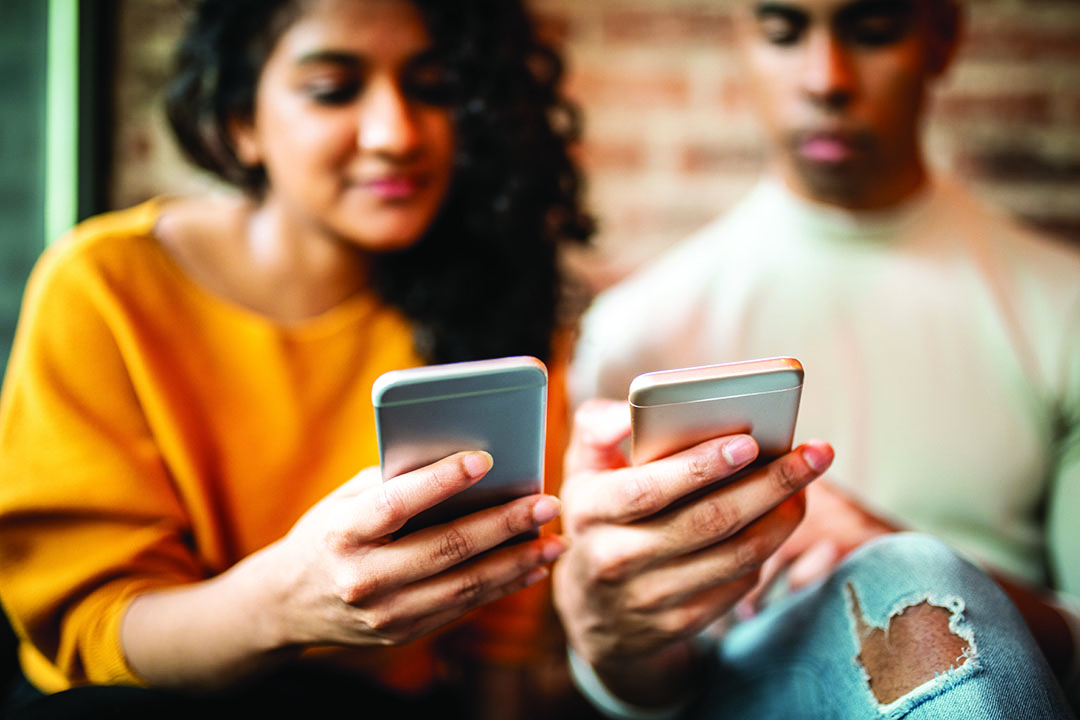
<box><xmin>846</xmin><ymin>582</ymin><xmax>977</xmax><ymax>708</ymax></box>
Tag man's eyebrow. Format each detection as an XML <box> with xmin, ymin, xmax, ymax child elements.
<box><xmin>837</xmin><ymin>0</ymin><xmax>914</xmax><ymax>18</ymax></box>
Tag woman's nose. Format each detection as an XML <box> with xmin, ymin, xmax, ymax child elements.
<box><xmin>357</xmin><ymin>77</ymin><xmax>421</xmax><ymax>157</ymax></box>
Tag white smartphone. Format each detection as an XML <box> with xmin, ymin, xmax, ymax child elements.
<box><xmin>372</xmin><ymin>356</ymin><xmax>547</xmax><ymax>536</ymax></box>
<box><xmin>629</xmin><ymin>357</ymin><xmax>804</xmax><ymax>474</ymax></box>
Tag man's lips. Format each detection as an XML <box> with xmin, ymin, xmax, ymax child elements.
<box><xmin>797</xmin><ymin>132</ymin><xmax>860</xmax><ymax>164</ymax></box>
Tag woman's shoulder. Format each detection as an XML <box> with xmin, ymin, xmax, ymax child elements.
<box><xmin>28</xmin><ymin>199</ymin><xmax>170</xmax><ymax>302</ymax></box>
<box><xmin>34</xmin><ymin>195</ymin><xmax>245</xmax><ymax>303</ymax></box>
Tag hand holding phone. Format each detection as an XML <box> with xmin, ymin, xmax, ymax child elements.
<box><xmin>373</xmin><ymin>356</ymin><xmax>548</xmax><ymax>536</ymax></box>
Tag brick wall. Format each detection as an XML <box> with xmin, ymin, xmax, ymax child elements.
<box><xmin>110</xmin><ymin>0</ymin><xmax>1080</xmax><ymax>291</ymax></box>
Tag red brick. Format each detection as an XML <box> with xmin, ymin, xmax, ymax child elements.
<box><xmin>600</xmin><ymin>8</ymin><xmax>733</xmax><ymax>45</ymax></box>
<box><xmin>937</xmin><ymin>93</ymin><xmax>1053</xmax><ymax>124</ymax></box>
<box><xmin>963</xmin><ymin>26</ymin><xmax>1080</xmax><ymax>62</ymax></box>
<box><xmin>957</xmin><ymin>149</ymin><xmax>1080</xmax><ymax>184</ymax></box>
<box><xmin>1022</xmin><ymin>216</ymin><xmax>1080</xmax><ymax>248</ymax></box>
<box><xmin>680</xmin><ymin>143</ymin><xmax>765</xmax><ymax>174</ymax></box>
<box><xmin>580</xmin><ymin>140</ymin><xmax>647</xmax><ymax>172</ymax></box>
<box><xmin>567</xmin><ymin>70</ymin><xmax>691</xmax><ymax>108</ymax></box>
<box><xmin>531</xmin><ymin>8</ymin><xmax>572</xmax><ymax>49</ymax></box>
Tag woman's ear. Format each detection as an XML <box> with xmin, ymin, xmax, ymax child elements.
<box><xmin>227</xmin><ymin>114</ymin><xmax>262</xmax><ymax>167</ymax></box>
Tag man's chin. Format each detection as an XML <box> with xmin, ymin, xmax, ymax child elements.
<box><xmin>790</xmin><ymin>159</ymin><xmax>878</xmax><ymax>210</ymax></box>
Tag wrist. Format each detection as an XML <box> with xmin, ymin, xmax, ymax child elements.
<box><xmin>569</xmin><ymin>636</ymin><xmax>716</xmax><ymax>720</ymax></box>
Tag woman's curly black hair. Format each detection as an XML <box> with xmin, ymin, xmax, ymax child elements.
<box><xmin>165</xmin><ymin>0</ymin><xmax>594</xmax><ymax>365</ymax></box>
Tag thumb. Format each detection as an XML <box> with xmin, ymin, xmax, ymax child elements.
<box><xmin>565</xmin><ymin>398</ymin><xmax>631</xmax><ymax>476</ymax></box>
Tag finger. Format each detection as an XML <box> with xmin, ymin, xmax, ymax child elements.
<box><xmin>786</xmin><ymin>538</ymin><xmax>840</xmax><ymax>592</ymax></box>
<box><xmin>736</xmin><ymin>551</ymin><xmax>788</xmax><ymax>619</ymax></box>
<box><xmin>329</xmin><ymin>466</ymin><xmax>385</xmax><ymax>499</ymax></box>
<box><xmin>570</xmin><ymin>434</ymin><xmax>760</xmax><ymax>525</ymax></box>
<box><xmin>347</xmin><ymin>451</ymin><xmax>493</xmax><ymax>540</ymax></box>
<box><xmin>630</xmin><ymin>573</ymin><xmax>761</xmax><ymax>655</ymax></box>
<box><xmin>565</xmin><ymin>399</ymin><xmax>632</xmax><ymax>477</ymax></box>
<box><xmin>623</xmin><ymin>494</ymin><xmax>806</xmax><ymax>611</ymax></box>
<box><xmin>369</xmin><ymin>534</ymin><xmax>568</xmax><ymax>639</ymax></box>
<box><xmin>361</xmin><ymin>493</ymin><xmax>564</xmax><ymax>587</ymax></box>
<box><xmin>651</xmin><ymin>440</ymin><xmax>831</xmax><ymax>554</ymax></box>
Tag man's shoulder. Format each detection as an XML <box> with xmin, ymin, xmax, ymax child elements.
<box><xmin>593</xmin><ymin>185</ymin><xmax>768</xmax><ymax>307</ymax></box>
<box><xmin>941</xmin><ymin>177</ymin><xmax>1080</xmax><ymax>286</ymax></box>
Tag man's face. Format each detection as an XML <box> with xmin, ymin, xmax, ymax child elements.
<box><xmin>733</xmin><ymin>0</ymin><xmax>957</xmax><ymax>209</ymax></box>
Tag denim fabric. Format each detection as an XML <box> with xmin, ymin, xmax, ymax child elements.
<box><xmin>690</xmin><ymin>533</ymin><xmax>1076</xmax><ymax>720</ymax></box>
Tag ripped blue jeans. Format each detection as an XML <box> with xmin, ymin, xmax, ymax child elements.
<box><xmin>690</xmin><ymin>533</ymin><xmax>1076</xmax><ymax>719</ymax></box>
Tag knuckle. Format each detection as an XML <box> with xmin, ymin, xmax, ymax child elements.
<box><xmin>450</xmin><ymin>572</ymin><xmax>489</xmax><ymax>605</ymax></box>
<box><xmin>434</xmin><ymin>526</ymin><xmax>474</xmax><ymax>565</ymax></box>
<box><xmin>655</xmin><ymin>607</ymin><xmax>700</xmax><ymax>640</ymax></box>
<box><xmin>691</xmin><ymin>498</ymin><xmax>740</xmax><ymax>540</ymax></box>
<box><xmin>362</xmin><ymin>607</ymin><xmax>398</xmax><ymax>634</ymax></box>
<box><xmin>684</xmin><ymin>452</ymin><xmax>716</xmax><ymax>488</ymax></box>
<box><xmin>505</xmin><ymin>500</ymin><xmax>536</xmax><ymax>538</ymax></box>
<box><xmin>587</xmin><ymin>542</ymin><xmax>636</xmax><ymax>584</ymax></box>
<box><xmin>731</xmin><ymin>532</ymin><xmax>772</xmax><ymax>577</ymax></box>
<box><xmin>372</xmin><ymin>484</ymin><xmax>408</xmax><ymax>526</ymax></box>
<box><xmin>337</xmin><ymin>572</ymin><xmax>377</xmax><ymax>606</ymax></box>
<box><xmin>618</xmin><ymin>473</ymin><xmax>665</xmax><ymax>516</ymax></box>
<box><xmin>773</xmin><ymin>455</ymin><xmax>809</xmax><ymax>494</ymax></box>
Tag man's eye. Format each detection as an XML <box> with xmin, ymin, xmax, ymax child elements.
<box><xmin>758</xmin><ymin>15</ymin><xmax>806</xmax><ymax>45</ymax></box>
<box><xmin>846</xmin><ymin>15</ymin><xmax>909</xmax><ymax>46</ymax></box>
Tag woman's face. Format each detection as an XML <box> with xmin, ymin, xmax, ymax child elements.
<box><xmin>232</xmin><ymin>0</ymin><xmax>455</xmax><ymax>252</ymax></box>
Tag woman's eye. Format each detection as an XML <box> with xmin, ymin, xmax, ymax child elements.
<box><xmin>758</xmin><ymin>15</ymin><xmax>806</xmax><ymax>46</ymax></box>
<box><xmin>404</xmin><ymin>60</ymin><xmax>455</xmax><ymax>107</ymax></box>
<box><xmin>304</xmin><ymin>80</ymin><xmax>360</xmax><ymax>105</ymax></box>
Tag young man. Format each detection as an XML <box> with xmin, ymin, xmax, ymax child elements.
<box><xmin>557</xmin><ymin>0</ymin><xmax>1080</xmax><ymax>716</ymax></box>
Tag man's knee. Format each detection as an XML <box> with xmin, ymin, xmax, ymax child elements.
<box><xmin>846</xmin><ymin>581</ymin><xmax>975</xmax><ymax>706</ymax></box>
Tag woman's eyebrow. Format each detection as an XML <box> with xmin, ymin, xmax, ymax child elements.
<box><xmin>294</xmin><ymin>50</ymin><xmax>364</xmax><ymax>68</ymax></box>
<box><xmin>753</xmin><ymin>2</ymin><xmax>809</xmax><ymax>23</ymax></box>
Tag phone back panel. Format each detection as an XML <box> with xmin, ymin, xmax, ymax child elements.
<box><xmin>373</xmin><ymin>357</ymin><xmax>547</xmax><ymax>534</ymax></box>
<box><xmin>629</xmin><ymin>358</ymin><xmax>803</xmax><ymax>466</ymax></box>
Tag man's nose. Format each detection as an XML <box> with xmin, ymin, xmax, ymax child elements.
<box><xmin>801</xmin><ymin>31</ymin><xmax>856</xmax><ymax>109</ymax></box>
<box><xmin>358</xmin><ymin>78</ymin><xmax>421</xmax><ymax>157</ymax></box>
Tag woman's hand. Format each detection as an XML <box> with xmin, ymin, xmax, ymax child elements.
<box><xmin>265</xmin><ymin>450</ymin><xmax>566</xmax><ymax>647</ymax></box>
<box><xmin>552</xmin><ymin>400</ymin><xmax>833</xmax><ymax>709</ymax></box>
<box><xmin>123</xmin><ymin>451</ymin><xmax>566</xmax><ymax>690</ymax></box>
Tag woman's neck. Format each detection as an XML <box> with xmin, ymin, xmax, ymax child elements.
<box><xmin>155</xmin><ymin>194</ymin><xmax>371</xmax><ymax>324</ymax></box>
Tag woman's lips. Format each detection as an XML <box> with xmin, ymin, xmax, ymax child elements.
<box><xmin>359</xmin><ymin>175</ymin><xmax>425</xmax><ymax>200</ymax></box>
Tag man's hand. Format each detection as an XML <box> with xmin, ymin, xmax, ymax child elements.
<box><xmin>553</xmin><ymin>399</ymin><xmax>834</xmax><ymax>709</ymax></box>
<box><xmin>737</xmin><ymin>480</ymin><xmax>897</xmax><ymax>619</ymax></box>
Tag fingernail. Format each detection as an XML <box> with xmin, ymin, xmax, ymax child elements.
<box><xmin>802</xmin><ymin>441</ymin><xmax>833</xmax><ymax>474</ymax></box>
<box><xmin>524</xmin><ymin>566</ymin><xmax>550</xmax><ymax>587</ymax></box>
<box><xmin>722</xmin><ymin>436</ymin><xmax>757</xmax><ymax>467</ymax></box>
<box><xmin>541</xmin><ymin>536</ymin><xmax>568</xmax><ymax>562</ymax></box>
<box><xmin>532</xmin><ymin>496</ymin><xmax>562</xmax><ymax>525</ymax></box>
<box><xmin>463</xmin><ymin>452</ymin><xmax>493</xmax><ymax>478</ymax></box>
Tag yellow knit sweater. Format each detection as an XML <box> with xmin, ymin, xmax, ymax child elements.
<box><xmin>0</xmin><ymin>200</ymin><xmax>565</xmax><ymax>693</ymax></box>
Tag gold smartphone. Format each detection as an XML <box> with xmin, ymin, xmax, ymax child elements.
<box><xmin>629</xmin><ymin>357</ymin><xmax>804</xmax><ymax>471</ymax></box>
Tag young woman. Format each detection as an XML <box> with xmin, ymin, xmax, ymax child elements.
<box><xmin>0</xmin><ymin>0</ymin><xmax>593</xmax><ymax>717</ymax></box>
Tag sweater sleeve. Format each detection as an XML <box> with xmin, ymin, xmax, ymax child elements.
<box><xmin>0</xmin><ymin>236</ymin><xmax>204</xmax><ymax>690</ymax></box>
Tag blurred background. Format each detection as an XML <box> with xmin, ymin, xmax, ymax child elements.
<box><xmin>2</xmin><ymin>0</ymin><xmax>1080</xmax><ymax>377</ymax></box>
